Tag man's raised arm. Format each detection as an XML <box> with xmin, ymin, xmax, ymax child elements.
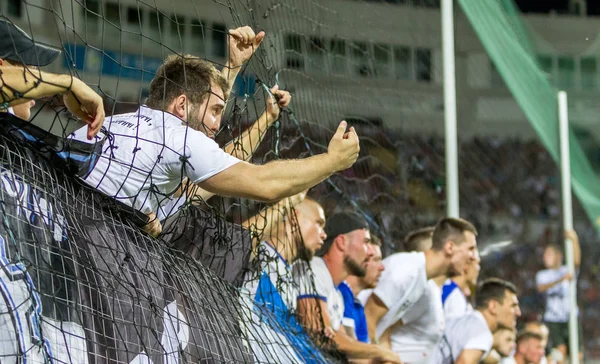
<box><xmin>221</xmin><ymin>26</ymin><xmax>264</xmax><ymax>96</ymax></box>
<box><xmin>199</xmin><ymin>120</ymin><xmax>359</xmax><ymax>202</ymax></box>
<box><xmin>0</xmin><ymin>64</ymin><xmax>104</xmax><ymax>139</ymax></box>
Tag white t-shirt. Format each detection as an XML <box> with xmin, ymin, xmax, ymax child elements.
<box><xmin>294</xmin><ymin>257</ymin><xmax>344</xmax><ymax>331</ymax></box>
<box><xmin>535</xmin><ymin>266</ymin><xmax>574</xmax><ymax>323</ymax></box>
<box><xmin>499</xmin><ymin>356</ymin><xmax>517</xmax><ymax>364</ymax></box>
<box><xmin>442</xmin><ymin>279</ymin><xmax>472</xmax><ymax>317</ymax></box>
<box><xmin>371</xmin><ymin>251</ymin><xmax>428</xmax><ymax>339</ymax></box>
<box><xmin>71</xmin><ymin>106</ymin><xmax>240</xmax><ymax>214</ymax></box>
<box><xmin>432</xmin><ymin>310</ymin><xmax>493</xmax><ymax>364</ymax></box>
<box><xmin>389</xmin><ymin>280</ymin><xmax>445</xmax><ymax>364</ymax></box>
<box><xmin>242</xmin><ymin>241</ymin><xmax>297</xmax><ymax>311</ymax></box>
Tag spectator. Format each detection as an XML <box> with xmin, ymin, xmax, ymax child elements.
<box><xmin>502</xmin><ymin>332</ymin><xmax>546</xmax><ymax>364</ymax></box>
<box><xmin>294</xmin><ymin>212</ymin><xmax>400</xmax><ymax>363</ymax></box>
<box><xmin>0</xmin><ymin>16</ymin><xmax>104</xmax><ymax>138</ymax></box>
<box><xmin>524</xmin><ymin>321</ymin><xmax>552</xmax><ymax>364</ymax></box>
<box><xmin>365</xmin><ymin>218</ymin><xmax>478</xmax><ymax>346</ymax></box>
<box><xmin>339</xmin><ymin>235</ymin><xmax>385</xmax><ymax>343</ymax></box>
<box><xmin>70</xmin><ymin>27</ymin><xmax>360</xmax><ymax>235</ymax></box>
<box><xmin>432</xmin><ymin>278</ymin><xmax>521</xmax><ymax>364</ymax></box>
<box><xmin>241</xmin><ymin>194</ymin><xmax>328</xmax><ymax>363</ymax></box>
<box><xmin>371</xmin><ymin>226</ymin><xmax>445</xmax><ymax>363</ymax></box>
<box><xmin>442</xmin><ymin>251</ymin><xmax>481</xmax><ymax>316</ymax></box>
<box><xmin>535</xmin><ymin>230</ymin><xmax>581</xmax><ymax>363</ymax></box>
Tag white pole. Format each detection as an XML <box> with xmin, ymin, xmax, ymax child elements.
<box><xmin>442</xmin><ymin>0</ymin><xmax>459</xmax><ymax>218</ymax></box>
<box><xmin>558</xmin><ymin>91</ymin><xmax>579</xmax><ymax>364</ymax></box>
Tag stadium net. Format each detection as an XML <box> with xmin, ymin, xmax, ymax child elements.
<box><xmin>1</xmin><ymin>0</ymin><xmax>600</xmax><ymax>361</ymax></box>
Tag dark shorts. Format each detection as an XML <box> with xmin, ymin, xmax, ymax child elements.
<box><xmin>546</xmin><ymin>321</ymin><xmax>583</xmax><ymax>353</ymax></box>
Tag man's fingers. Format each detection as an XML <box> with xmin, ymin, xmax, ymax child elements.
<box><xmin>254</xmin><ymin>31</ymin><xmax>265</xmax><ymax>47</ymax></box>
<box><xmin>269</xmin><ymin>84</ymin><xmax>280</xmax><ymax>94</ymax></box>
<box><xmin>228</xmin><ymin>29</ymin><xmax>243</xmax><ymax>41</ymax></box>
<box><xmin>334</xmin><ymin>120</ymin><xmax>348</xmax><ymax>138</ymax></box>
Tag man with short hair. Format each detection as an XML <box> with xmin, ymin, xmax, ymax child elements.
<box><xmin>484</xmin><ymin>328</ymin><xmax>516</xmax><ymax>364</ymax></box>
<box><xmin>294</xmin><ymin>212</ymin><xmax>400</xmax><ymax>363</ymax></box>
<box><xmin>0</xmin><ymin>16</ymin><xmax>104</xmax><ymax>138</ymax></box>
<box><xmin>368</xmin><ymin>225</ymin><xmax>445</xmax><ymax>363</ymax></box>
<box><xmin>71</xmin><ymin>28</ymin><xmax>360</xmax><ymax>233</ymax></box>
<box><xmin>535</xmin><ymin>229</ymin><xmax>580</xmax><ymax>363</ymax></box>
<box><xmin>442</xmin><ymin>252</ymin><xmax>481</xmax><ymax>316</ymax></box>
<box><xmin>523</xmin><ymin>321</ymin><xmax>552</xmax><ymax>364</ymax></box>
<box><xmin>339</xmin><ymin>235</ymin><xmax>385</xmax><ymax>343</ymax></box>
<box><xmin>364</xmin><ymin>218</ymin><xmax>478</xmax><ymax>347</ymax></box>
<box><xmin>432</xmin><ymin>278</ymin><xmax>521</xmax><ymax>364</ymax></box>
<box><xmin>241</xmin><ymin>194</ymin><xmax>328</xmax><ymax>363</ymax></box>
<box><xmin>503</xmin><ymin>332</ymin><xmax>545</xmax><ymax>364</ymax></box>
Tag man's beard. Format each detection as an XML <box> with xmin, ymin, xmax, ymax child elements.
<box><xmin>186</xmin><ymin>104</ymin><xmax>213</xmax><ymax>137</ymax></box>
<box><xmin>344</xmin><ymin>255</ymin><xmax>367</xmax><ymax>277</ymax></box>
<box><xmin>296</xmin><ymin>242</ymin><xmax>314</xmax><ymax>262</ymax></box>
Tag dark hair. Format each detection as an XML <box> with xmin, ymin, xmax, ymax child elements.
<box><xmin>431</xmin><ymin>217</ymin><xmax>478</xmax><ymax>251</ymax></box>
<box><xmin>146</xmin><ymin>54</ymin><xmax>229</xmax><ymax>110</ymax></box>
<box><xmin>370</xmin><ymin>235</ymin><xmax>382</xmax><ymax>247</ymax></box>
<box><xmin>516</xmin><ymin>331</ymin><xmax>543</xmax><ymax>345</ymax></box>
<box><xmin>475</xmin><ymin>278</ymin><xmax>517</xmax><ymax>309</ymax></box>
<box><xmin>403</xmin><ymin>226</ymin><xmax>435</xmax><ymax>252</ymax></box>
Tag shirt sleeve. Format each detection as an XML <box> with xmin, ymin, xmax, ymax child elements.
<box><xmin>170</xmin><ymin>127</ymin><xmax>240</xmax><ymax>183</ymax></box>
<box><xmin>295</xmin><ymin>260</ymin><xmax>328</xmax><ymax>301</ymax></box>
<box><xmin>372</xmin><ymin>255</ymin><xmax>416</xmax><ymax>310</ymax></box>
<box><xmin>463</xmin><ymin>321</ymin><xmax>493</xmax><ymax>352</ymax></box>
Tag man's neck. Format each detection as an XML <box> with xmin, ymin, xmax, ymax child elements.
<box><xmin>345</xmin><ymin>275</ymin><xmax>365</xmax><ymax>297</ymax></box>
<box><xmin>478</xmin><ymin>308</ymin><xmax>498</xmax><ymax>333</ymax></box>
<box><xmin>513</xmin><ymin>353</ymin><xmax>526</xmax><ymax>364</ymax></box>
<box><xmin>264</xmin><ymin>235</ymin><xmax>294</xmax><ymax>264</ymax></box>
<box><xmin>424</xmin><ymin>249</ymin><xmax>450</xmax><ymax>280</ymax></box>
<box><xmin>323</xmin><ymin>254</ymin><xmax>348</xmax><ymax>286</ymax></box>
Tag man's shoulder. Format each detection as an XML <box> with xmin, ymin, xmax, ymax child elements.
<box><xmin>382</xmin><ymin>251</ymin><xmax>425</xmax><ymax>274</ymax></box>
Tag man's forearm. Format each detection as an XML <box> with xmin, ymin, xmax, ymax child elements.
<box><xmin>224</xmin><ymin>111</ymin><xmax>272</xmax><ymax>161</ymax></box>
<box><xmin>537</xmin><ymin>278</ymin><xmax>564</xmax><ymax>293</ymax></box>
<box><xmin>257</xmin><ymin>153</ymin><xmax>341</xmax><ymax>201</ymax></box>
<box><xmin>221</xmin><ymin>63</ymin><xmax>241</xmax><ymax>96</ymax></box>
<box><xmin>334</xmin><ymin>331</ymin><xmax>386</xmax><ymax>360</ymax></box>
<box><xmin>1</xmin><ymin>67</ymin><xmax>73</xmax><ymax>105</ymax></box>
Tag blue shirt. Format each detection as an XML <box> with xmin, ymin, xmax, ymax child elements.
<box><xmin>338</xmin><ymin>281</ymin><xmax>369</xmax><ymax>343</ymax></box>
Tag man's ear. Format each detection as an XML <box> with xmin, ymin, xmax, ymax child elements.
<box><xmin>171</xmin><ymin>94</ymin><xmax>187</xmax><ymax>120</ymax></box>
<box><xmin>488</xmin><ymin>300</ymin><xmax>498</xmax><ymax>316</ymax></box>
<box><xmin>444</xmin><ymin>240</ymin><xmax>455</xmax><ymax>256</ymax></box>
<box><xmin>334</xmin><ymin>234</ymin><xmax>347</xmax><ymax>252</ymax></box>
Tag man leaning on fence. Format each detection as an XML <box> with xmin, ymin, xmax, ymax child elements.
<box><xmin>70</xmin><ymin>26</ymin><xmax>360</xmax><ymax>235</ymax></box>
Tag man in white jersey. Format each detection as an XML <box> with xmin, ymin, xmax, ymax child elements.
<box><xmin>523</xmin><ymin>322</ymin><xmax>553</xmax><ymax>364</ymax></box>
<box><xmin>339</xmin><ymin>235</ymin><xmax>385</xmax><ymax>343</ymax></box>
<box><xmin>535</xmin><ymin>229</ymin><xmax>581</xmax><ymax>363</ymax></box>
<box><xmin>294</xmin><ymin>212</ymin><xmax>400</xmax><ymax>363</ymax></box>
<box><xmin>432</xmin><ymin>278</ymin><xmax>521</xmax><ymax>364</ymax></box>
<box><xmin>503</xmin><ymin>332</ymin><xmax>545</xmax><ymax>364</ymax></box>
<box><xmin>372</xmin><ymin>226</ymin><xmax>444</xmax><ymax>364</ymax></box>
<box><xmin>241</xmin><ymin>195</ymin><xmax>328</xmax><ymax>363</ymax></box>
<box><xmin>365</xmin><ymin>218</ymin><xmax>478</xmax><ymax>347</ymax></box>
<box><xmin>70</xmin><ymin>29</ymin><xmax>360</xmax><ymax>233</ymax></box>
<box><xmin>442</xmin><ymin>252</ymin><xmax>481</xmax><ymax>316</ymax></box>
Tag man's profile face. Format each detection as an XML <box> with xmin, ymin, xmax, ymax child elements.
<box><xmin>343</xmin><ymin>228</ymin><xmax>372</xmax><ymax>277</ymax></box>
<box><xmin>493</xmin><ymin>329</ymin><xmax>516</xmax><ymax>357</ymax></box>
<box><xmin>188</xmin><ymin>82</ymin><xmax>225</xmax><ymax>139</ymax></box>
<box><xmin>448</xmin><ymin>231</ymin><xmax>477</xmax><ymax>277</ymax></box>
<box><xmin>496</xmin><ymin>290</ymin><xmax>521</xmax><ymax>329</ymax></box>
<box><xmin>520</xmin><ymin>338</ymin><xmax>545</xmax><ymax>364</ymax></box>
<box><xmin>296</xmin><ymin>201</ymin><xmax>326</xmax><ymax>261</ymax></box>
<box><xmin>361</xmin><ymin>244</ymin><xmax>384</xmax><ymax>288</ymax></box>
